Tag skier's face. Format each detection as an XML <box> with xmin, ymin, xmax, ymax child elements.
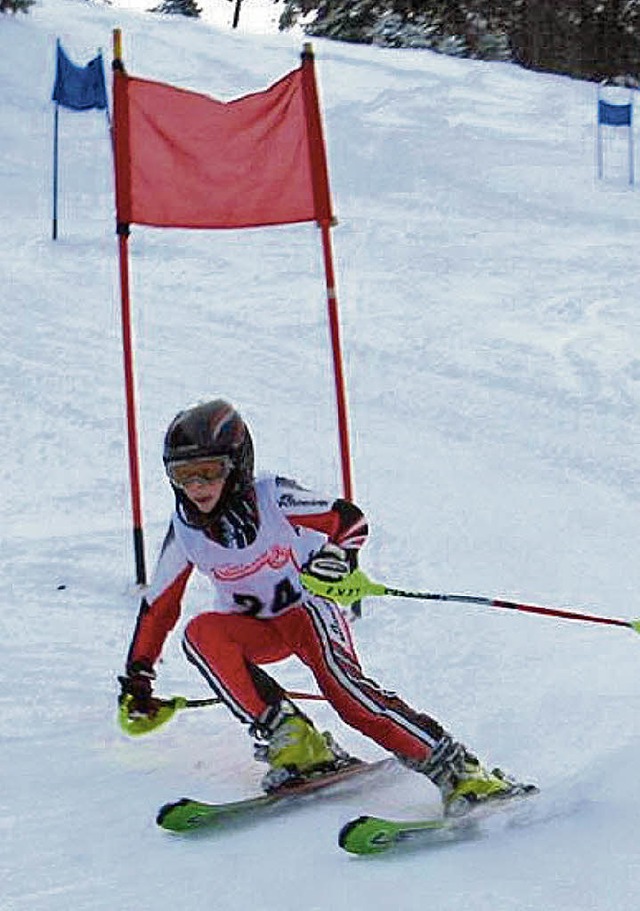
<box><xmin>167</xmin><ymin>456</ymin><xmax>233</xmax><ymax>514</ymax></box>
<box><xmin>181</xmin><ymin>477</ymin><xmax>226</xmax><ymax>514</ymax></box>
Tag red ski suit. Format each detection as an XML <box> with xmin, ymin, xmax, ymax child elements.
<box><xmin>126</xmin><ymin>475</ymin><xmax>444</xmax><ymax>761</ymax></box>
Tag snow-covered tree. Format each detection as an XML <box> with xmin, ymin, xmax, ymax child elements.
<box><xmin>0</xmin><ymin>0</ymin><xmax>36</xmax><ymax>13</ymax></box>
<box><xmin>149</xmin><ymin>0</ymin><xmax>201</xmax><ymax>17</ymax></box>
<box><xmin>277</xmin><ymin>0</ymin><xmax>640</xmax><ymax>81</ymax></box>
<box><xmin>278</xmin><ymin>1</ymin><xmax>513</xmax><ymax>60</ymax></box>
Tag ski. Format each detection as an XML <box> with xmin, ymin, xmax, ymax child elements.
<box><xmin>338</xmin><ymin>785</ymin><xmax>539</xmax><ymax>855</ymax></box>
<box><xmin>157</xmin><ymin>758</ymin><xmax>393</xmax><ymax>833</ymax></box>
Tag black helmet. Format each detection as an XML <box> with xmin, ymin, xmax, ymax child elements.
<box><xmin>163</xmin><ymin>400</ymin><xmax>254</xmax><ymax>522</ymax></box>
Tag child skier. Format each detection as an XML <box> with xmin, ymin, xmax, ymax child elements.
<box><xmin>119</xmin><ymin>399</ymin><xmax>532</xmax><ymax>815</ymax></box>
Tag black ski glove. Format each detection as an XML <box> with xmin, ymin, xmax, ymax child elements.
<box><xmin>118</xmin><ymin>660</ymin><xmax>157</xmax><ymax>716</ymax></box>
<box><xmin>303</xmin><ymin>542</ymin><xmax>352</xmax><ymax>583</ymax></box>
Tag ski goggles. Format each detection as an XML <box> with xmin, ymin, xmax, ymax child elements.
<box><xmin>166</xmin><ymin>456</ymin><xmax>233</xmax><ymax>489</ymax></box>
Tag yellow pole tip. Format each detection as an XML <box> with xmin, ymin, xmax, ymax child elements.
<box><xmin>113</xmin><ymin>28</ymin><xmax>122</xmax><ymax>60</ymax></box>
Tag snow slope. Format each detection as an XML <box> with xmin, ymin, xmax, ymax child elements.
<box><xmin>2</xmin><ymin>2</ymin><xmax>639</xmax><ymax>909</ymax></box>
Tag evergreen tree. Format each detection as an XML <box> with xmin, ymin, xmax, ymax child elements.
<box><xmin>149</xmin><ymin>0</ymin><xmax>201</xmax><ymax>17</ymax></box>
<box><xmin>277</xmin><ymin>0</ymin><xmax>640</xmax><ymax>82</ymax></box>
<box><xmin>0</xmin><ymin>0</ymin><xmax>36</xmax><ymax>13</ymax></box>
<box><xmin>279</xmin><ymin>0</ymin><xmax>512</xmax><ymax>60</ymax></box>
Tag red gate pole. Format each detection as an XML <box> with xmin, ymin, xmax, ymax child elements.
<box><xmin>318</xmin><ymin>220</ymin><xmax>353</xmax><ymax>501</ymax></box>
<box><xmin>117</xmin><ymin>226</ymin><xmax>146</xmax><ymax>585</ymax></box>
<box><xmin>113</xmin><ymin>28</ymin><xmax>146</xmax><ymax>585</ymax></box>
<box><xmin>300</xmin><ymin>43</ymin><xmax>354</xmax><ymax>501</ymax></box>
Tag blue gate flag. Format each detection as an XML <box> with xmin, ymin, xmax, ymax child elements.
<box><xmin>598</xmin><ymin>99</ymin><xmax>632</xmax><ymax>127</ymax></box>
<box><xmin>52</xmin><ymin>40</ymin><xmax>107</xmax><ymax>111</ymax></box>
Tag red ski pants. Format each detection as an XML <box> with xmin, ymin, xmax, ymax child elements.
<box><xmin>183</xmin><ymin>599</ymin><xmax>444</xmax><ymax>761</ymax></box>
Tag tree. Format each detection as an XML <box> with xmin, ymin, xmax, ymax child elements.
<box><xmin>1</xmin><ymin>0</ymin><xmax>36</xmax><ymax>13</ymax></box>
<box><xmin>277</xmin><ymin>0</ymin><xmax>640</xmax><ymax>82</ymax></box>
<box><xmin>149</xmin><ymin>0</ymin><xmax>201</xmax><ymax>17</ymax></box>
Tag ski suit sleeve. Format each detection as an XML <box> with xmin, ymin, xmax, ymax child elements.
<box><xmin>125</xmin><ymin>520</ymin><xmax>193</xmax><ymax>672</ymax></box>
<box><xmin>274</xmin><ymin>476</ymin><xmax>369</xmax><ymax>553</ymax></box>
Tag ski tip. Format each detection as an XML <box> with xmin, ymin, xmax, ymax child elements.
<box><xmin>338</xmin><ymin>815</ymin><xmax>398</xmax><ymax>856</ymax></box>
<box><xmin>338</xmin><ymin>815</ymin><xmax>373</xmax><ymax>853</ymax></box>
<box><xmin>156</xmin><ymin>798</ymin><xmax>191</xmax><ymax>829</ymax></box>
<box><xmin>630</xmin><ymin>619</ymin><xmax>640</xmax><ymax>635</ymax></box>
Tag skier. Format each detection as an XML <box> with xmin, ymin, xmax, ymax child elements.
<box><xmin>119</xmin><ymin>399</ymin><xmax>532</xmax><ymax>815</ymax></box>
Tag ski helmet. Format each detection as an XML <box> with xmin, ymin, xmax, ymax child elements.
<box><xmin>163</xmin><ymin>400</ymin><xmax>254</xmax><ymax>511</ymax></box>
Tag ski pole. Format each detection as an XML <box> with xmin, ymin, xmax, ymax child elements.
<box><xmin>118</xmin><ymin>689</ymin><xmax>326</xmax><ymax>737</ymax></box>
<box><xmin>178</xmin><ymin>690</ymin><xmax>326</xmax><ymax>708</ymax></box>
<box><xmin>300</xmin><ymin>569</ymin><xmax>640</xmax><ymax>635</ymax></box>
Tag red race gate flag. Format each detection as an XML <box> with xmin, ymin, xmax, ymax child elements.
<box><xmin>111</xmin><ymin>34</ymin><xmax>353</xmax><ymax>589</ymax></box>
<box><xmin>113</xmin><ymin>63</ymin><xmax>333</xmax><ymax>229</ymax></box>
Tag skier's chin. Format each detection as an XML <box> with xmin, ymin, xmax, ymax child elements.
<box><xmin>191</xmin><ymin>497</ymin><xmax>219</xmax><ymax>514</ymax></box>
